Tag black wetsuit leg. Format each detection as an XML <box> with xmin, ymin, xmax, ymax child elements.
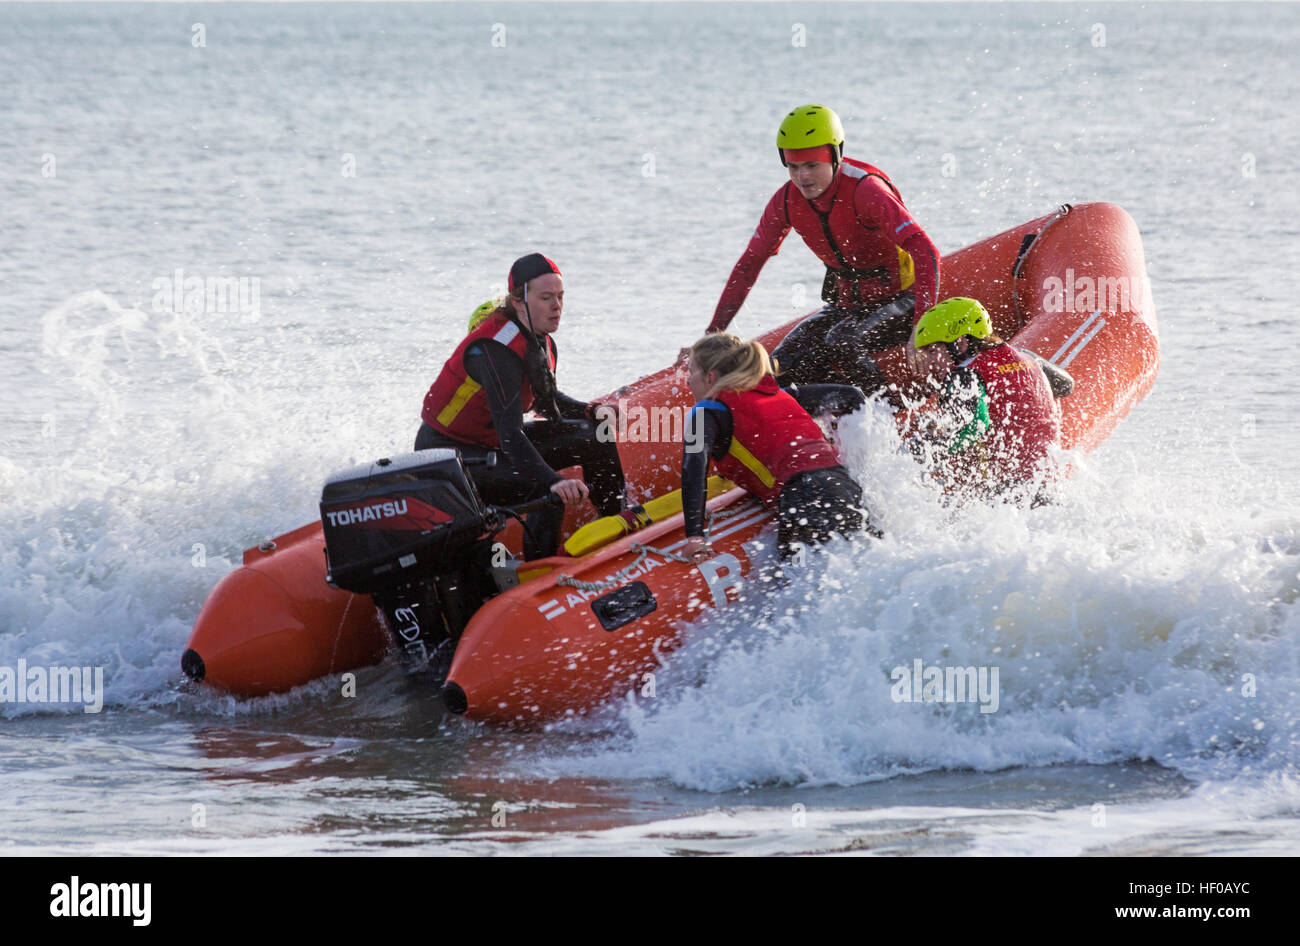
<box><xmin>786</xmin><ymin>383</ymin><xmax>868</xmax><ymax>418</ymax></box>
<box><xmin>776</xmin><ymin>465</ymin><xmax>875</xmax><ymax>560</ymax></box>
<box><xmin>770</xmin><ymin>306</ymin><xmax>847</xmax><ymax>387</ymax></box>
<box><xmin>416</xmin><ymin>424</ymin><xmax>551</xmax><ymax>556</ymax></box>
<box><xmin>773</xmin><ymin>292</ymin><xmax>916</xmax><ymax>395</ymax></box>
<box><xmin>508</xmin><ymin>418</ymin><xmax>625</xmax><ymax>557</ymax></box>
<box><xmin>415</xmin><ymin>423</ymin><xmax>455</xmax><ymax>452</ymax></box>
<box><xmin>525</xmin><ymin>419</ymin><xmax>626</xmax><ymax>518</ymax></box>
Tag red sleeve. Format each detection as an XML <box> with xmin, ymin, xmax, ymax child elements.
<box><xmin>708</xmin><ymin>187</ymin><xmax>793</xmax><ymax>334</ymax></box>
<box><xmin>853</xmin><ymin>178</ymin><xmax>941</xmax><ymax>322</ymax></box>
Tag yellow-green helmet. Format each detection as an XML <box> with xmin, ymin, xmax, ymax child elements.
<box><xmin>467</xmin><ymin>299</ymin><xmax>500</xmax><ymax>333</ymax></box>
<box><xmin>777</xmin><ymin>104</ymin><xmax>845</xmax><ymax>170</ymax></box>
<box><xmin>913</xmin><ymin>297</ymin><xmax>993</xmax><ymax>348</ymax></box>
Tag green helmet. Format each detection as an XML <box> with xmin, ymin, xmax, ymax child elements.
<box><xmin>777</xmin><ymin>104</ymin><xmax>845</xmax><ymax>170</ymax></box>
<box><xmin>467</xmin><ymin>299</ymin><xmax>500</xmax><ymax>333</ymax></box>
<box><xmin>913</xmin><ymin>297</ymin><xmax>993</xmax><ymax>348</ymax></box>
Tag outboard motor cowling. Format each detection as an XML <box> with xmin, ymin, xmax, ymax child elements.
<box><xmin>321</xmin><ymin>449</ymin><xmax>487</xmax><ymax>595</ymax></box>
<box><xmin>321</xmin><ymin>450</ymin><xmax>499</xmax><ymax>676</ymax></box>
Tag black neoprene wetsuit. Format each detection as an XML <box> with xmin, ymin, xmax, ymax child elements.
<box><xmin>770</xmin><ymin>293</ymin><xmax>917</xmax><ymax>398</ymax></box>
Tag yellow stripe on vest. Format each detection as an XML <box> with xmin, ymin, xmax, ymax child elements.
<box><xmin>728</xmin><ymin>439</ymin><xmax>776</xmax><ymax>488</ymax></box>
<box><xmin>435</xmin><ymin>376</ymin><xmax>482</xmax><ymax>427</ymax></box>
<box><xmin>897</xmin><ymin>246</ymin><xmax>915</xmax><ymax>291</ymax></box>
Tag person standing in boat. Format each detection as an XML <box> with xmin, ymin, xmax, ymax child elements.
<box><xmin>701</xmin><ymin>104</ymin><xmax>946</xmax><ymax>396</ymax></box>
<box><xmin>417</xmin><ymin>253</ymin><xmax>626</xmax><ymax>559</ymax></box>
<box><xmin>679</xmin><ymin>333</ymin><xmax>876</xmax><ymax>566</ymax></box>
<box><xmin>903</xmin><ymin>297</ymin><xmax>1071</xmax><ymax>500</ymax></box>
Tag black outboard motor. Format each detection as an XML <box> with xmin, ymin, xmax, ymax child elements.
<box><xmin>320</xmin><ymin>450</ymin><xmax>500</xmax><ymax>678</ymax></box>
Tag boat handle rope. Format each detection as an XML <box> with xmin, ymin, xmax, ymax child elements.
<box><xmin>1010</xmin><ymin>203</ymin><xmax>1072</xmax><ymax>326</ymax></box>
<box><xmin>704</xmin><ymin>502</ymin><xmax>752</xmax><ymax>524</ymax></box>
<box><xmin>554</xmin><ymin>542</ymin><xmax>695</xmax><ymax>593</ymax></box>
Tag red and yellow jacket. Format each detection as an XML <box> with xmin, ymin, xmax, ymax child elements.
<box><xmin>421</xmin><ymin>313</ymin><xmax>556</xmax><ymax>448</ymax></box>
<box><xmin>699</xmin><ymin>375</ymin><xmax>843</xmax><ymax>506</ymax></box>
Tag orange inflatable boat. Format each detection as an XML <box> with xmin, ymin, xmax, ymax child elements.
<box><xmin>183</xmin><ymin>202</ymin><xmax>1159</xmax><ymax>724</ymax></box>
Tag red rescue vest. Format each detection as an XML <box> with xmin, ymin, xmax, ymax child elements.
<box><xmin>421</xmin><ymin>313</ymin><xmax>557</xmax><ymax>448</ymax></box>
<box><xmin>784</xmin><ymin>157</ymin><xmax>916</xmax><ymax>308</ymax></box>
<box><xmin>712</xmin><ymin>376</ymin><xmax>843</xmax><ymax>505</ymax></box>
<box><xmin>965</xmin><ymin>344</ymin><xmax>1061</xmax><ymax>484</ymax></box>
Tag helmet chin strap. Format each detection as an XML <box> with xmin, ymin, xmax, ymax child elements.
<box><xmin>519</xmin><ymin>282</ymin><xmax>561</xmax><ymax>418</ymax></box>
<box><xmin>522</xmin><ymin>283</ymin><xmax>538</xmax><ymax>339</ymax></box>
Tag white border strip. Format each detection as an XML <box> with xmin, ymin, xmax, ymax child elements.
<box><xmin>1050</xmin><ymin>309</ymin><xmax>1103</xmax><ymax>364</ymax></box>
<box><xmin>1059</xmin><ymin>318</ymin><xmax>1107</xmax><ymax>368</ymax></box>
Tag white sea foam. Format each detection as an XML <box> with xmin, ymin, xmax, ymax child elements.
<box><xmin>535</xmin><ymin>404</ymin><xmax>1300</xmax><ymax>790</ymax></box>
<box><xmin>1</xmin><ymin>290</ymin><xmax>416</xmax><ymax>716</ymax></box>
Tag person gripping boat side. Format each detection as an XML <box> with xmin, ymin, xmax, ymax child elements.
<box><xmin>416</xmin><ymin>253</ymin><xmax>627</xmax><ymax>559</ymax></box>
<box><xmin>701</xmin><ymin>104</ymin><xmax>946</xmax><ymax>395</ymax></box>
<box><xmin>679</xmin><ymin>333</ymin><xmax>877</xmax><ymax>566</ymax></box>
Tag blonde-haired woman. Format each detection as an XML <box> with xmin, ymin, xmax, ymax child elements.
<box><xmin>680</xmin><ymin>333</ymin><xmax>874</xmax><ymax>564</ymax></box>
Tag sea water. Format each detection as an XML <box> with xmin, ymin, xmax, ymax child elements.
<box><xmin>1</xmin><ymin>1</ymin><xmax>1298</xmax><ymax>855</ymax></box>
